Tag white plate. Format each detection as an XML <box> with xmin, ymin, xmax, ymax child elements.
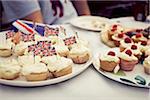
<box><xmin>93</xmin><ymin>48</ymin><xmax>150</xmax><ymax>88</ymax></box>
<box><xmin>0</xmin><ymin>21</ymin><xmax>92</xmax><ymax>87</ymax></box>
<box><xmin>70</xmin><ymin>16</ymin><xmax>110</xmax><ymax>31</ymax></box>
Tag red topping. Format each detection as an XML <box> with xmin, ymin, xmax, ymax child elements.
<box><xmin>136</xmin><ymin>33</ymin><xmax>142</xmax><ymax>38</ymax></box>
<box><xmin>107</xmin><ymin>51</ymin><xmax>116</xmax><ymax>56</ymax></box>
<box><xmin>141</xmin><ymin>41</ymin><xmax>147</xmax><ymax>46</ymax></box>
<box><xmin>125</xmin><ymin>50</ymin><xmax>132</xmax><ymax>56</ymax></box>
<box><xmin>113</xmin><ymin>25</ymin><xmax>117</xmax><ymax>28</ymax></box>
<box><xmin>131</xmin><ymin>45</ymin><xmax>137</xmax><ymax>50</ymax></box>
<box><xmin>118</xmin><ymin>33</ymin><xmax>124</xmax><ymax>38</ymax></box>
<box><xmin>124</xmin><ymin>37</ymin><xmax>132</xmax><ymax>43</ymax></box>
<box><xmin>136</xmin><ymin>29</ymin><xmax>143</xmax><ymax>33</ymax></box>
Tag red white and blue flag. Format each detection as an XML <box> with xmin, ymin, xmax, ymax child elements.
<box><xmin>44</xmin><ymin>26</ymin><xmax>59</xmax><ymax>37</ymax></box>
<box><xmin>63</xmin><ymin>36</ymin><xmax>77</xmax><ymax>46</ymax></box>
<box><xmin>6</xmin><ymin>31</ymin><xmax>15</xmax><ymax>39</ymax></box>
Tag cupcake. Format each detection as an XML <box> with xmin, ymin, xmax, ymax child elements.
<box><xmin>100</xmin><ymin>51</ymin><xmax>120</xmax><ymax>72</ymax></box>
<box><xmin>112</xmin><ymin>32</ymin><xmax>128</xmax><ymax>47</ymax></box>
<box><xmin>132</xmin><ymin>33</ymin><xmax>147</xmax><ymax>43</ymax></box>
<box><xmin>108</xmin><ymin>24</ymin><xmax>124</xmax><ymax>40</ymax></box>
<box><xmin>145</xmin><ymin>48</ymin><xmax>150</xmax><ymax>57</ymax></box>
<box><xmin>21</xmin><ymin>63</ymin><xmax>49</xmax><ymax>81</ymax></box>
<box><xmin>0</xmin><ymin>59</ymin><xmax>21</xmax><ymax>80</ymax></box>
<box><xmin>120</xmin><ymin>37</ymin><xmax>133</xmax><ymax>52</ymax></box>
<box><xmin>18</xmin><ymin>55</ymin><xmax>41</xmax><ymax>67</ymax></box>
<box><xmin>129</xmin><ymin>44</ymin><xmax>142</xmax><ymax>60</ymax></box>
<box><xmin>54</xmin><ymin>45</ymin><xmax>69</xmax><ymax>57</ymax></box>
<box><xmin>119</xmin><ymin>49</ymin><xmax>138</xmax><ymax>71</ymax></box>
<box><xmin>42</xmin><ymin>55</ymin><xmax>73</xmax><ymax>77</ymax></box>
<box><xmin>68</xmin><ymin>44</ymin><xmax>90</xmax><ymax>64</ymax></box>
<box><xmin>143</xmin><ymin>56</ymin><xmax>150</xmax><ymax>75</ymax></box>
<box><xmin>0</xmin><ymin>39</ymin><xmax>14</xmax><ymax>57</ymax></box>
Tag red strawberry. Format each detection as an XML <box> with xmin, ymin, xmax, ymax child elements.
<box><xmin>131</xmin><ymin>45</ymin><xmax>137</xmax><ymax>50</ymax></box>
<box><xmin>124</xmin><ymin>37</ymin><xmax>132</xmax><ymax>43</ymax></box>
<box><xmin>136</xmin><ymin>33</ymin><xmax>142</xmax><ymax>38</ymax></box>
<box><xmin>141</xmin><ymin>41</ymin><xmax>147</xmax><ymax>46</ymax></box>
<box><xmin>136</xmin><ymin>29</ymin><xmax>143</xmax><ymax>33</ymax></box>
<box><xmin>125</xmin><ymin>49</ymin><xmax>132</xmax><ymax>56</ymax></box>
<box><xmin>118</xmin><ymin>33</ymin><xmax>124</xmax><ymax>38</ymax></box>
<box><xmin>107</xmin><ymin>51</ymin><xmax>116</xmax><ymax>56</ymax></box>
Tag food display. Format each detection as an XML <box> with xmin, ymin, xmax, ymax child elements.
<box><xmin>0</xmin><ymin>20</ymin><xmax>92</xmax><ymax>85</ymax></box>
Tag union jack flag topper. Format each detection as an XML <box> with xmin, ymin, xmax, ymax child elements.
<box><xmin>6</xmin><ymin>31</ymin><xmax>15</xmax><ymax>39</ymax></box>
<box><xmin>21</xmin><ymin>33</ymin><xmax>35</xmax><ymax>42</ymax></box>
<box><xmin>42</xmin><ymin>47</ymin><xmax>56</xmax><ymax>57</ymax></box>
<box><xmin>12</xmin><ymin>20</ymin><xmax>37</xmax><ymax>34</ymax></box>
<box><xmin>37</xmin><ymin>41</ymin><xmax>51</xmax><ymax>49</ymax></box>
<box><xmin>28</xmin><ymin>44</ymin><xmax>36</xmax><ymax>52</ymax></box>
<box><xmin>44</xmin><ymin>26</ymin><xmax>59</xmax><ymax>37</ymax></box>
<box><xmin>63</xmin><ymin>36</ymin><xmax>77</xmax><ymax>46</ymax></box>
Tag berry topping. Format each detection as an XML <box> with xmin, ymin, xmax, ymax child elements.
<box><xmin>118</xmin><ymin>33</ymin><xmax>124</xmax><ymax>38</ymax></box>
<box><xmin>141</xmin><ymin>41</ymin><xmax>147</xmax><ymax>46</ymax></box>
<box><xmin>136</xmin><ymin>29</ymin><xmax>143</xmax><ymax>33</ymax></box>
<box><xmin>107</xmin><ymin>51</ymin><xmax>116</xmax><ymax>56</ymax></box>
<box><xmin>131</xmin><ymin>45</ymin><xmax>137</xmax><ymax>50</ymax></box>
<box><xmin>136</xmin><ymin>33</ymin><xmax>142</xmax><ymax>38</ymax></box>
<box><xmin>124</xmin><ymin>37</ymin><xmax>132</xmax><ymax>43</ymax></box>
<box><xmin>113</xmin><ymin>25</ymin><xmax>117</xmax><ymax>28</ymax></box>
<box><xmin>125</xmin><ymin>50</ymin><xmax>132</xmax><ymax>56</ymax></box>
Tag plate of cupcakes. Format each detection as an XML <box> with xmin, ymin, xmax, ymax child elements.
<box><xmin>0</xmin><ymin>20</ymin><xmax>92</xmax><ymax>87</ymax></box>
<box><xmin>93</xmin><ymin>45</ymin><xmax>150</xmax><ymax>88</ymax></box>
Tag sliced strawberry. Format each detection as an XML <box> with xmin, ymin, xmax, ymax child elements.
<box><xmin>111</xmin><ymin>28</ymin><xmax>116</xmax><ymax>32</ymax></box>
<box><xmin>112</xmin><ymin>24</ymin><xmax>117</xmax><ymax>28</ymax></box>
<box><xmin>125</xmin><ymin>49</ymin><xmax>132</xmax><ymax>56</ymax></box>
<box><xmin>136</xmin><ymin>33</ymin><xmax>142</xmax><ymax>38</ymax></box>
<box><xmin>141</xmin><ymin>41</ymin><xmax>147</xmax><ymax>46</ymax></box>
<box><xmin>107</xmin><ymin>51</ymin><xmax>116</xmax><ymax>56</ymax></box>
<box><xmin>131</xmin><ymin>45</ymin><xmax>137</xmax><ymax>50</ymax></box>
<box><xmin>124</xmin><ymin>37</ymin><xmax>132</xmax><ymax>43</ymax></box>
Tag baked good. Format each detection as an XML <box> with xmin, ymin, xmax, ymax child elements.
<box><xmin>42</xmin><ymin>55</ymin><xmax>73</xmax><ymax>77</ymax></box>
<box><xmin>129</xmin><ymin>44</ymin><xmax>142</xmax><ymax>59</ymax></box>
<box><xmin>119</xmin><ymin>49</ymin><xmax>138</xmax><ymax>71</ymax></box>
<box><xmin>21</xmin><ymin>63</ymin><xmax>49</xmax><ymax>81</ymax></box>
<box><xmin>68</xmin><ymin>44</ymin><xmax>90</xmax><ymax>64</ymax></box>
<box><xmin>54</xmin><ymin>45</ymin><xmax>69</xmax><ymax>57</ymax></box>
<box><xmin>132</xmin><ymin>33</ymin><xmax>147</xmax><ymax>43</ymax></box>
<box><xmin>100</xmin><ymin>51</ymin><xmax>120</xmax><ymax>72</ymax></box>
<box><xmin>120</xmin><ymin>37</ymin><xmax>133</xmax><ymax>52</ymax></box>
<box><xmin>0</xmin><ymin>39</ymin><xmax>14</xmax><ymax>57</ymax></box>
<box><xmin>0</xmin><ymin>59</ymin><xmax>21</xmax><ymax>80</ymax></box>
<box><xmin>143</xmin><ymin>56</ymin><xmax>150</xmax><ymax>75</ymax></box>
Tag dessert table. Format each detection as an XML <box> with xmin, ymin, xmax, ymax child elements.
<box><xmin>0</xmin><ymin>16</ymin><xmax>149</xmax><ymax>100</ymax></box>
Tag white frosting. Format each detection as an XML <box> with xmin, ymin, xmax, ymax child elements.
<box><xmin>109</xmin><ymin>24</ymin><xmax>124</xmax><ymax>34</ymax></box>
<box><xmin>143</xmin><ymin>56</ymin><xmax>150</xmax><ymax>67</ymax></box>
<box><xmin>0</xmin><ymin>59</ymin><xmax>21</xmax><ymax>74</ymax></box>
<box><xmin>132</xmin><ymin>35</ymin><xmax>147</xmax><ymax>41</ymax></box>
<box><xmin>69</xmin><ymin>44</ymin><xmax>89</xmax><ymax>55</ymax></box>
<box><xmin>18</xmin><ymin>55</ymin><xmax>34</xmax><ymax>66</ymax></box>
<box><xmin>34</xmin><ymin>34</ymin><xmax>49</xmax><ymax>41</ymax></box>
<box><xmin>54</xmin><ymin>45</ymin><xmax>69</xmax><ymax>53</ymax></box>
<box><xmin>119</xmin><ymin>50</ymin><xmax>138</xmax><ymax>61</ymax></box>
<box><xmin>100</xmin><ymin>54</ymin><xmax>120</xmax><ymax>62</ymax></box>
<box><xmin>128</xmin><ymin>44</ymin><xmax>142</xmax><ymax>55</ymax></box>
<box><xmin>21</xmin><ymin>63</ymin><xmax>48</xmax><ymax>75</ymax></box>
<box><xmin>145</xmin><ymin>48</ymin><xmax>150</xmax><ymax>56</ymax></box>
<box><xmin>0</xmin><ymin>39</ymin><xmax>13</xmax><ymax>49</ymax></box>
<box><xmin>120</xmin><ymin>39</ymin><xmax>133</xmax><ymax>48</ymax></box>
<box><xmin>42</xmin><ymin>55</ymin><xmax>73</xmax><ymax>72</ymax></box>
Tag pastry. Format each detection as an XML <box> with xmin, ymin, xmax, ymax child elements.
<box><xmin>119</xmin><ymin>49</ymin><xmax>138</xmax><ymax>71</ymax></box>
<box><xmin>0</xmin><ymin>59</ymin><xmax>21</xmax><ymax>80</ymax></box>
<box><xmin>54</xmin><ymin>45</ymin><xmax>69</xmax><ymax>57</ymax></box>
<box><xmin>21</xmin><ymin>63</ymin><xmax>49</xmax><ymax>81</ymax></box>
<box><xmin>120</xmin><ymin>37</ymin><xmax>133</xmax><ymax>52</ymax></box>
<box><xmin>100</xmin><ymin>51</ymin><xmax>120</xmax><ymax>72</ymax></box>
<box><xmin>132</xmin><ymin>33</ymin><xmax>147</xmax><ymax>43</ymax></box>
<box><xmin>68</xmin><ymin>44</ymin><xmax>90</xmax><ymax>64</ymax></box>
<box><xmin>143</xmin><ymin>56</ymin><xmax>150</xmax><ymax>75</ymax></box>
<box><xmin>42</xmin><ymin>55</ymin><xmax>73</xmax><ymax>77</ymax></box>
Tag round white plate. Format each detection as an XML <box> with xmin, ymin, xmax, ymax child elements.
<box><xmin>70</xmin><ymin>16</ymin><xmax>110</xmax><ymax>31</ymax></box>
<box><xmin>93</xmin><ymin>48</ymin><xmax>150</xmax><ymax>88</ymax></box>
<box><xmin>0</xmin><ymin>21</ymin><xmax>92</xmax><ymax>87</ymax></box>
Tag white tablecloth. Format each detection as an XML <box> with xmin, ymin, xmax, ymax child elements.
<box><xmin>0</xmin><ymin>17</ymin><xmax>150</xmax><ymax>100</ymax></box>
